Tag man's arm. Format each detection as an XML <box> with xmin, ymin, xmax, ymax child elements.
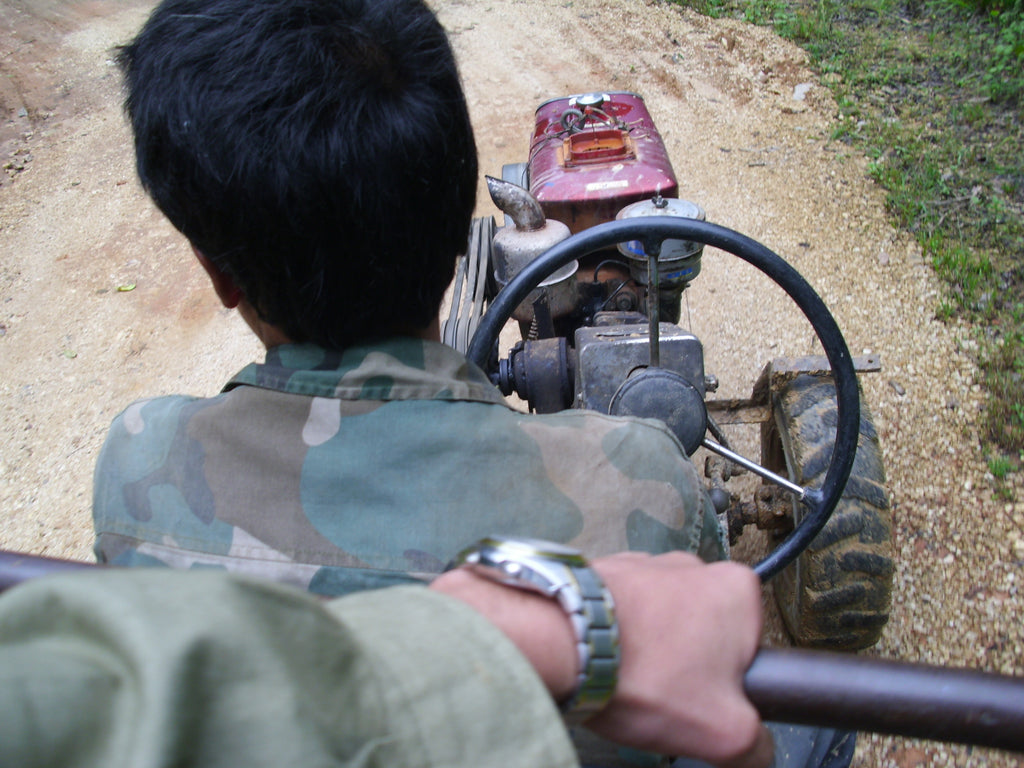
<box><xmin>433</xmin><ymin>550</ymin><xmax>772</xmax><ymax>768</ymax></box>
<box><xmin>0</xmin><ymin>554</ymin><xmax>769</xmax><ymax>768</ymax></box>
<box><xmin>0</xmin><ymin>570</ymin><xmax>578</xmax><ymax>768</ymax></box>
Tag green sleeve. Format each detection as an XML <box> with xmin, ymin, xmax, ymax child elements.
<box><xmin>0</xmin><ymin>570</ymin><xmax>578</xmax><ymax>768</ymax></box>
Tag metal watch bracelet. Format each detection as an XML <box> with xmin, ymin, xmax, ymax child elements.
<box><xmin>446</xmin><ymin>536</ymin><xmax>620</xmax><ymax>721</ymax></box>
<box><xmin>556</xmin><ymin>562</ymin><xmax>619</xmax><ymax>720</ymax></box>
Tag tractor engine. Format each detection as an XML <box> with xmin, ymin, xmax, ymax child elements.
<box><xmin>449</xmin><ymin>91</ymin><xmax>895</xmax><ymax>651</ymax></box>
<box><xmin>490</xmin><ymin>92</ymin><xmax>711</xmax><ymax>455</ymax></box>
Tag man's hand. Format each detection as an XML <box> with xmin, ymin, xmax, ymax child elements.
<box><xmin>585</xmin><ymin>552</ymin><xmax>771</xmax><ymax>768</ymax></box>
<box><xmin>432</xmin><ymin>551</ymin><xmax>771</xmax><ymax>768</ymax></box>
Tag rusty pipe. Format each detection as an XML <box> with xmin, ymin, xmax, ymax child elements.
<box><xmin>486</xmin><ymin>175</ymin><xmax>545</xmax><ymax>232</ymax></box>
<box><xmin>485</xmin><ymin>175</ymin><xmax>575</xmax><ymax>318</ymax></box>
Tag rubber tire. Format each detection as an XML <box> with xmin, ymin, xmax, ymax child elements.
<box><xmin>761</xmin><ymin>374</ymin><xmax>894</xmax><ymax>650</ymax></box>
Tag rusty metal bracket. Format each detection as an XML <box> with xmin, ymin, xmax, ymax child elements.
<box><xmin>705</xmin><ymin>354</ymin><xmax>881</xmax><ymax>426</ymax></box>
<box><xmin>726</xmin><ymin>485</ymin><xmax>795</xmax><ymax>544</ymax></box>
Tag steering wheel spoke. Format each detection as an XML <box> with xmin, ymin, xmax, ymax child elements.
<box><xmin>700</xmin><ymin>437</ymin><xmax>808</xmax><ymax>500</ymax></box>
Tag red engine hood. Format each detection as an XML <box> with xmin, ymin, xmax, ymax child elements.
<box><xmin>528</xmin><ymin>92</ymin><xmax>679</xmax><ymax>234</ymax></box>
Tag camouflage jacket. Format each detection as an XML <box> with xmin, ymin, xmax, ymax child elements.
<box><xmin>93</xmin><ymin>339</ymin><xmax>726</xmax><ymax>595</ymax></box>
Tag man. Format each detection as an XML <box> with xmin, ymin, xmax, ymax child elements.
<box><xmin>90</xmin><ymin>1</ymin><xmax>852</xmax><ymax>766</ymax></box>
<box><xmin>92</xmin><ymin>0</ymin><xmax>725</xmax><ymax>592</ymax></box>
<box><xmin>0</xmin><ymin>549</ymin><xmax>771</xmax><ymax>768</ymax></box>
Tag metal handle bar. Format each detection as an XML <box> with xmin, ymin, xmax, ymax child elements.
<box><xmin>746</xmin><ymin>648</ymin><xmax>1024</xmax><ymax>753</ymax></box>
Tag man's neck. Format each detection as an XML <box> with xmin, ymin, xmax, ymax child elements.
<box><xmin>259</xmin><ymin>315</ymin><xmax>442</xmax><ymax>351</ymax></box>
<box><xmin>409</xmin><ymin>316</ymin><xmax>441</xmax><ymax>343</ymax></box>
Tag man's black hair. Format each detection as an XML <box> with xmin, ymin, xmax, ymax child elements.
<box><xmin>118</xmin><ymin>0</ymin><xmax>478</xmax><ymax>348</ymax></box>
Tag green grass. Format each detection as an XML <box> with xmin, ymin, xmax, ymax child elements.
<box><xmin>987</xmin><ymin>451</ymin><xmax>1018</xmax><ymax>498</ymax></box>
<box><xmin>988</xmin><ymin>453</ymin><xmax>1016</xmax><ymax>479</ymax></box>
<box><xmin>673</xmin><ymin>0</ymin><xmax>1024</xmax><ymax>453</ymax></box>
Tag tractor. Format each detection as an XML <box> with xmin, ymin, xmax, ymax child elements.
<box><xmin>443</xmin><ymin>91</ymin><xmax>893</xmax><ymax>651</ymax></box>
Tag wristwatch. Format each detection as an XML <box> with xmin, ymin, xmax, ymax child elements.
<box><xmin>447</xmin><ymin>535</ymin><xmax>619</xmax><ymax>720</ymax></box>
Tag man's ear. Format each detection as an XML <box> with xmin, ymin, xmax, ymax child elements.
<box><xmin>193</xmin><ymin>246</ymin><xmax>243</xmax><ymax>309</ymax></box>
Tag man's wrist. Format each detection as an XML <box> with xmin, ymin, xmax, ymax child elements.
<box><xmin>429</xmin><ymin>567</ymin><xmax>578</xmax><ymax>702</ymax></box>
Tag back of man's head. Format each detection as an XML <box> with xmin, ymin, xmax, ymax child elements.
<box><xmin>118</xmin><ymin>0</ymin><xmax>478</xmax><ymax>349</ymax></box>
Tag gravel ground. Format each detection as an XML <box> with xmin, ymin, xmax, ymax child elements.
<box><xmin>1</xmin><ymin>1</ymin><xmax>1021</xmax><ymax>765</ymax></box>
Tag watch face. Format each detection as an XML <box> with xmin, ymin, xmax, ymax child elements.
<box><xmin>481</xmin><ymin>535</ymin><xmax>585</xmax><ymax>563</ymax></box>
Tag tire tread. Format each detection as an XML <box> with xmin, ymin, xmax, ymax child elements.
<box><xmin>764</xmin><ymin>374</ymin><xmax>894</xmax><ymax>650</ymax></box>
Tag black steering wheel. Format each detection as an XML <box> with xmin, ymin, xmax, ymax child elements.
<box><xmin>466</xmin><ymin>217</ymin><xmax>860</xmax><ymax>582</ymax></box>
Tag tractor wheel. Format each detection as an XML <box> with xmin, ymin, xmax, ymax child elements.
<box><xmin>761</xmin><ymin>374</ymin><xmax>894</xmax><ymax>650</ymax></box>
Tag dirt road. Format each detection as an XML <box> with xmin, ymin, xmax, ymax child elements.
<box><xmin>1</xmin><ymin>1</ymin><xmax>1021</xmax><ymax>765</ymax></box>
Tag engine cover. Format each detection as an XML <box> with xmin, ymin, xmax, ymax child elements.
<box><xmin>528</xmin><ymin>92</ymin><xmax>679</xmax><ymax>234</ymax></box>
<box><xmin>608</xmin><ymin>367</ymin><xmax>707</xmax><ymax>456</ymax></box>
<box><xmin>574</xmin><ymin>323</ymin><xmax>707</xmax><ymax>453</ymax></box>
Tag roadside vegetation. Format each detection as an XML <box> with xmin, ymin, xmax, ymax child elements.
<box><xmin>673</xmin><ymin>0</ymin><xmax>1024</xmax><ymax>468</ymax></box>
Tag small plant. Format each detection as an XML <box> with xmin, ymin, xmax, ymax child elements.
<box><xmin>982</xmin><ymin>2</ymin><xmax>1024</xmax><ymax>103</ymax></box>
<box><xmin>989</xmin><ymin>454</ymin><xmax>1015</xmax><ymax>479</ymax></box>
<box><xmin>936</xmin><ymin>299</ymin><xmax>957</xmax><ymax>320</ymax></box>
<box><xmin>988</xmin><ymin>452</ymin><xmax>1018</xmax><ymax>500</ymax></box>
<box><xmin>743</xmin><ymin>0</ymin><xmax>785</xmax><ymax>24</ymax></box>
